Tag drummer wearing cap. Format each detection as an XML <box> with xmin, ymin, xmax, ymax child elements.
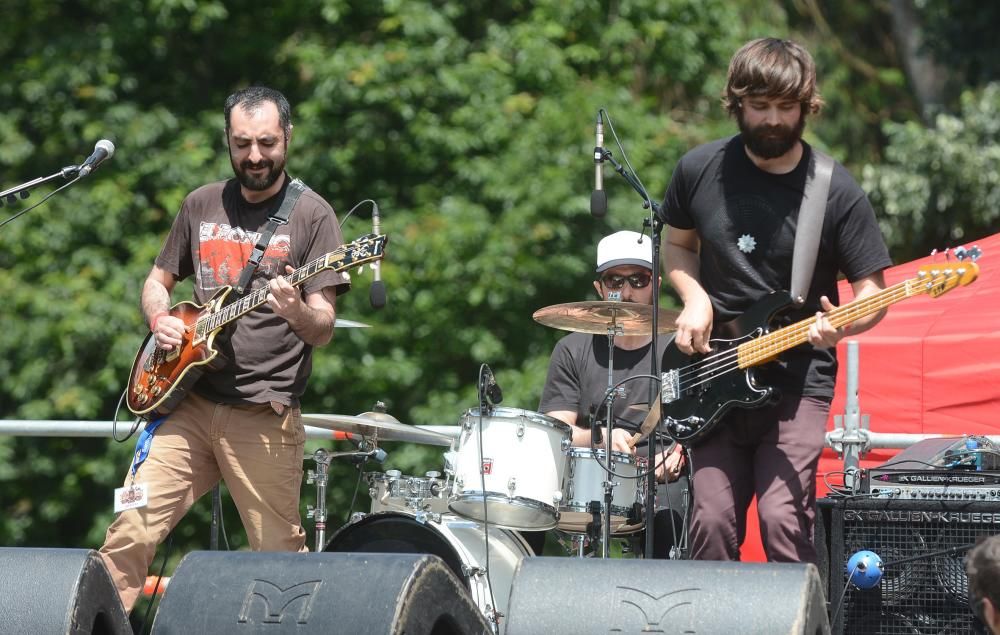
<box><xmin>536</xmin><ymin>230</ymin><xmax>685</xmax><ymax>556</ymax></box>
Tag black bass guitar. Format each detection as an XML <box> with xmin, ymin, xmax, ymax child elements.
<box><xmin>660</xmin><ymin>251</ymin><xmax>981</xmax><ymax>445</ymax></box>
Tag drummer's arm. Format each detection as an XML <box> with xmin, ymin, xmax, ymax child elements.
<box><xmin>546</xmin><ymin>410</ymin><xmax>633</xmax><ymax>454</ymax></box>
<box><xmin>546</xmin><ymin>410</ymin><xmax>581</xmax><ymax>442</ymax></box>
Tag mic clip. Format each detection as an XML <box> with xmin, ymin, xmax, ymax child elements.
<box><xmin>480</xmin><ymin>365</ymin><xmax>503</xmax><ymax>410</ymax></box>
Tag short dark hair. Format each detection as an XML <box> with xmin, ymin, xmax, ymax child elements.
<box><xmin>967</xmin><ymin>534</ymin><xmax>1000</xmax><ymax>610</ymax></box>
<box><xmin>224</xmin><ymin>86</ymin><xmax>292</xmax><ymax>140</ymax></box>
<box><xmin>723</xmin><ymin>37</ymin><xmax>824</xmax><ymax>117</ymax></box>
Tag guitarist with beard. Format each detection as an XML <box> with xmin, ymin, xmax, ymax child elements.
<box><xmin>659</xmin><ymin>38</ymin><xmax>892</xmax><ymax>563</ymax></box>
<box><xmin>100</xmin><ymin>86</ymin><xmax>351</xmax><ymax>612</ymax></box>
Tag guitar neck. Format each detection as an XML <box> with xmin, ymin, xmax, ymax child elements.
<box><xmin>199</xmin><ymin>253</ymin><xmax>334</xmax><ymax>333</ymax></box>
<box><xmin>737</xmin><ymin>275</ymin><xmax>923</xmax><ymax>368</ymax></box>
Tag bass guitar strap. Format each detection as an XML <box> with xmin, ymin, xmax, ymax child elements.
<box><xmin>789</xmin><ymin>149</ymin><xmax>834</xmax><ymax>305</ymax></box>
<box><xmin>234</xmin><ymin>177</ymin><xmax>309</xmax><ymax>296</ymax></box>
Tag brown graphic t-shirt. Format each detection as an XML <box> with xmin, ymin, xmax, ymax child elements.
<box><xmin>155</xmin><ymin>177</ymin><xmax>351</xmax><ymax>407</ymax></box>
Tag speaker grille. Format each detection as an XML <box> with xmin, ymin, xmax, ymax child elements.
<box><xmin>821</xmin><ymin>498</ymin><xmax>997</xmax><ymax>634</ymax></box>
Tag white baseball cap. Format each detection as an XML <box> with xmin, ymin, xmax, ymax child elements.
<box><xmin>595</xmin><ymin>230</ymin><xmax>654</xmax><ymax>273</ymax></box>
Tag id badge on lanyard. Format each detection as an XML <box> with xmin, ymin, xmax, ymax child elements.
<box><xmin>114</xmin><ymin>416</ymin><xmax>167</xmax><ymax>513</ymax></box>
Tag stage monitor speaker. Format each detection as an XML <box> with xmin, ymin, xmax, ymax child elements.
<box><xmin>819</xmin><ymin>497</ymin><xmax>995</xmax><ymax>634</ymax></box>
<box><xmin>150</xmin><ymin>551</ymin><xmax>491</xmax><ymax>634</ymax></box>
<box><xmin>0</xmin><ymin>547</ymin><xmax>131</xmax><ymax>635</ymax></box>
<box><xmin>504</xmin><ymin>556</ymin><xmax>829</xmax><ymax>635</ymax></box>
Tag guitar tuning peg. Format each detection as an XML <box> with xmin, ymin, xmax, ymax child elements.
<box><xmin>955</xmin><ymin>245</ymin><xmax>982</xmax><ymax>262</ymax></box>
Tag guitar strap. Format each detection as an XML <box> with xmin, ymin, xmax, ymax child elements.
<box><xmin>234</xmin><ymin>177</ymin><xmax>309</xmax><ymax>296</ymax></box>
<box><xmin>789</xmin><ymin>149</ymin><xmax>835</xmax><ymax>305</ymax></box>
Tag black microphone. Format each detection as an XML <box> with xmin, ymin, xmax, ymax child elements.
<box><xmin>78</xmin><ymin>140</ymin><xmax>116</xmax><ymax>177</ymax></box>
<box><xmin>483</xmin><ymin>365</ymin><xmax>503</xmax><ymax>407</ymax></box>
<box><xmin>369</xmin><ymin>202</ymin><xmax>387</xmax><ymax>310</ymax></box>
<box><xmin>590</xmin><ymin>111</ymin><xmax>607</xmax><ymax>218</ymax></box>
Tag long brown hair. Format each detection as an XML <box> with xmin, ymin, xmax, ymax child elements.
<box><xmin>723</xmin><ymin>38</ymin><xmax>824</xmax><ymax>117</ymax></box>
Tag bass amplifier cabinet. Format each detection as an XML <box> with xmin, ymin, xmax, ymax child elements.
<box><xmin>817</xmin><ymin>497</ymin><xmax>996</xmax><ymax>634</ymax></box>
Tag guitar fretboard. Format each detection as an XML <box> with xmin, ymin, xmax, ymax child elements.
<box><xmin>199</xmin><ymin>254</ymin><xmax>336</xmax><ymax>334</ymax></box>
<box><xmin>189</xmin><ymin>233</ymin><xmax>385</xmax><ymax>341</ymax></box>
<box><xmin>737</xmin><ymin>264</ymin><xmax>976</xmax><ymax>368</ymax></box>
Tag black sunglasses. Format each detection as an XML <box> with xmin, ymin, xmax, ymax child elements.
<box><xmin>599</xmin><ymin>272</ymin><xmax>652</xmax><ymax>289</ymax></box>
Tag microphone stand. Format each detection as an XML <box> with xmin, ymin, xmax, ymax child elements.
<box><xmin>0</xmin><ymin>166</ymin><xmax>81</xmax><ymax>205</ymax></box>
<box><xmin>0</xmin><ymin>166</ymin><xmax>83</xmax><ymax>231</ymax></box>
<box><xmin>596</xmin><ymin>146</ymin><xmax>667</xmax><ymax>559</ymax></box>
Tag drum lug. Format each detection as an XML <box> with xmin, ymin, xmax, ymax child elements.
<box><xmin>348</xmin><ymin>511</ymin><xmax>366</xmax><ymax>524</ymax></box>
<box><xmin>507</xmin><ymin>477</ymin><xmax>517</xmax><ymax>496</ymax></box>
<box><xmin>462</xmin><ymin>564</ymin><xmax>486</xmax><ymax>578</ymax></box>
<box><xmin>516</xmin><ymin>422</ymin><xmax>525</xmax><ymax>438</ymax></box>
<box><xmin>413</xmin><ymin>510</ymin><xmax>441</xmax><ymax>525</ymax></box>
<box><xmin>561</xmin><ymin>438</ymin><xmax>571</xmax><ymax>451</ymax></box>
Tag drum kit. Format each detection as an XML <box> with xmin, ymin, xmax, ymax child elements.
<box><xmin>303</xmin><ymin>300</ymin><xmax>679</xmax><ymax>630</ymax></box>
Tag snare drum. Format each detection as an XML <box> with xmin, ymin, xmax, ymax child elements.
<box><xmin>449</xmin><ymin>407</ymin><xmax>571</xmax><ymax>530</ymax></box>
<box><xmin>366</xmin><ymin>470</ymin><xmax>449</xmax><ymax>516</ymax></box>
<box><xmin>326</xmin><ymin>512</ymin><xmax>532</xmax><ymax>622</ymax></box>
<box><xmin>558</xmin><ymin>448</ymin><xmax>647</xmax><ymax>535</ymax></box>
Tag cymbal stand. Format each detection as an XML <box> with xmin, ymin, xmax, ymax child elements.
<box><xmin>599</xmin><ymin>301</ymin><xmax>625</xmax><ymax>559</ymax></box>
<box><xmin>306</xmin><ymin>443</ymin><xmax>381</xmax><ymax>551</ymax></box>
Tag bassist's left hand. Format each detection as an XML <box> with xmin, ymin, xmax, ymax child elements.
<box><xmin>808</xmin><ymin>295</ymin><xmax>845</xmax><ymax>350</ymax></box>
<box><xmin>267</xmin><ymin>265</ymin><xmax>305</xmax><ymax>321</ymax></box>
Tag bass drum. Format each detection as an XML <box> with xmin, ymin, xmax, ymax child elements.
<box><xmin>326</xmin><ymin>512</ymin><xmax>533</xmax><ymax>623</ymax></box>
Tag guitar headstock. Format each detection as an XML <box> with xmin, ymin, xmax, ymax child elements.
<box><xmin>331</xmin><ymin>233</ymin><xmax>388</xmax><ymax>271</ymax></box>
<box><xmin>918</xmin><ymin>246</ymin><xmax>981</xmax><ymax>297</ymax></box>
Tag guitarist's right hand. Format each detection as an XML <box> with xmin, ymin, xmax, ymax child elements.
<box><xmin>674</xmin><ymin>295</ymin><xmax>714</xmax><ymax>355</ymax></box>
<box><xmin>152</xmin><ymin>314</ymin><xmax>184</xmax><ymax>351</ymax></box>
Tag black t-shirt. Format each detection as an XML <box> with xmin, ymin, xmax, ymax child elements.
<box><xmin>156</xmin><ymin>177</ymin><xmax>351</xmax><ymax>407</ymax></box>
<box><xmin>538</xmin><ymin>332</ymin><xmax>672</xmax><ymax>449</ymax></box>
<box><xmin>660</xmin><ymin>136</ymin><xmax>892</xmax><ymax>398</ymax></box>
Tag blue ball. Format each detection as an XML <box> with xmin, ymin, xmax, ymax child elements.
<box><xmin>846</xmin><ymin>550</ymin><xmax>883</xmax><ymax>590</ymax></box>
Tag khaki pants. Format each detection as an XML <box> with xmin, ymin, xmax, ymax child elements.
<box><xmin>99</xmin><ymin>392</ymin><xmax>307</xmax><ymax>611</ymax></box>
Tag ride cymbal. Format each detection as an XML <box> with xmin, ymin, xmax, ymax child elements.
<box><xmin>532</xmin><ymin>301</ymin><xmax>678</xmax><ymax>336</ymax></box>
<box><xmin>334</xmin><ymin>318</ymin><xmax>370</xmax><ymax>328</ymax></box>
<box><xmin>301</xmin><ymin>412</ymin><xmax>452</xmax><ymax>446</ymax></box>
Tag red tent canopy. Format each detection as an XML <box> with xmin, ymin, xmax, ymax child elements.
<box><xmin>741</xmin><ymin>231</ymin><xmax>1000</xmax><ymax>561</ymax></box>
<box><xmin>828</xmin><ymin>230</ymin><xmax>1000</xmax><ymax>438</ymax></box>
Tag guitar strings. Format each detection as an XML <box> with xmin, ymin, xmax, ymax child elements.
<box><xmin>670</xmin><ymin>267</ymin><xmax>965</xmax><ymax>395</ymax></box>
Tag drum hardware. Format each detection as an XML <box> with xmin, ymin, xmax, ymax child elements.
<box><xmin>306</xmin><ymin>438</ymin><xmax>386</xmax><ymax>551</ymax></box>
<box><xmin>366</xmin><ymin>469</ymin><xmax>449</xmax><ymax>523</ymax></box>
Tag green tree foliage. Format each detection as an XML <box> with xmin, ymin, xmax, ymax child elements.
<box><xmin>862</xmin><ymin>83</ymin><xmax>1000</xmax><ymax>258</ymax></box>
<box><xmin>918</xmin><ymin>0</ymin><xmax>1000</xmax><ymax>89</ymax></box>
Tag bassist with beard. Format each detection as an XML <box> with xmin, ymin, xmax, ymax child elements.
<box><xmin>659</xmin><ymin>38</ymin><xmax>892</xmax><ymax>563</ymax></box>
